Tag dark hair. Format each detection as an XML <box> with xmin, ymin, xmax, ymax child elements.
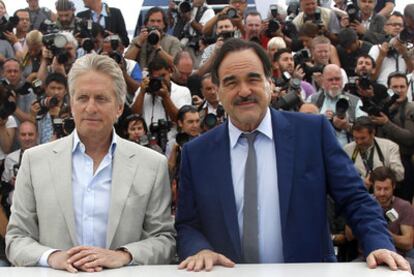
<box><xmin>338</xmin><ymin>28</ymin><xmax>358</xmax><ymax>48</ymax></box>
<box><xmin>387</xmin><ymin>71</ymin><xmax>409</xmax><ymax>87</ymax></box>
<box><xmin>404</xmin><ymin>4</ymin><xmax>414</xmax><ymax>20</ymax></box>
<box><xmin>177</xmin><ymin>105</ymin><xmax>198</xmax><ymax>122</ymax></box>
<box><xmin>298</xmin><ymin>22</ymin><xmax>319</xmax><ymax>38</ymax></box>
<box><xmin>124</xmin><ymin>114</ymin><xmax>148</xmax><ymax>135</ymax></box>
<box><xmin>352</xmin><ymin>116</ymin><xmax>375</xmax><ymax>133</ymax></box>
<box><xmin>216</xmin><ymin>14</ymin><xmax>233</xmax><ymax>25</ymax></box>
<box><xmin>245</xmin><ymin>11</ymin><xmax>262</xmax><ymax>21</ymax></box>
<box><xmin>14</xmin><ymin>9</ymin><xmax>29</xmax><ymax>17</ymax></box>
<box><xmin>390</xmin><ymin>11</ymin><xmax>404</xmax><ymax>21</ymax></box>
<box><xmin>371</xmin><ymin>166</ymin><xmax>397</xmax><ymax>187</ymax></box>
<box><xmin>148</xmin><ymin>56</ymin><xmax>170</xmax><ymax>74</ymax></box>
<box><xmin>45</xmin><ymin>72</ymin><xmax>67</xmax><ymax>88</ymax></box>
<box><xmin>211</xmin><ymin>38</ymin><xmax>272</xmax><ymax>85</ymax></box>
<box><xmin>356</xmin><ymin>54</ymin><xmax>376</xmax><ymax>68</ymax></box>
<box><xmin>144</xmin><ymin>7</ymin><xmax>168</xmax><ymax>32</ymax></box>
<box><xmin>273</xmin><ymin>48</ymin><xmax>292</xmax><ymax>62</ymax></box>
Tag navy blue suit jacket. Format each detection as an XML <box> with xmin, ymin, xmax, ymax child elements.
<box><xmin>176</xmin><ymin>108</ymin><xmax>395</xmax><ymax>263</ymax></box>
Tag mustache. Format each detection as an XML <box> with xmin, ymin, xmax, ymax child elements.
<box><xmin>233</xmin><ymin>96</ymin><xmax>258</xmax><ymax>105</ymax></box>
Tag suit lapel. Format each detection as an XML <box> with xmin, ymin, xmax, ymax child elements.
<box><xmin>50</xmin><ymin>134</ymin><xmax>78</xmax><ymax>245</ymax></box>
<box><xmin>214</xmin><ymin>123</ymin><xmax>242</xmax><ymax>259</ymax></box>
<box><xmin>106</xmin><ymin>138</ymin><xmax>136</xmax><ymax>248</ymax></box>
<box><xmin>271</xmin><ymin>110</ymin><xmax>295</xmax><ymax>235</ymax></box>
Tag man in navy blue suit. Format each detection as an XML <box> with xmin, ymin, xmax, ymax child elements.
<box><xmin>175</xmin><ymin>38</ymin><xmax>411</xmax><ymax>272</ymax></box>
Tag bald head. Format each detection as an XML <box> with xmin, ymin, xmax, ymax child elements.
<box><xmin>299</xmin><ymin>103</ymin><xmax>320</xmax><ymax>114</ymax></box>
<box><xmin>322</xmin><ymin>64</ymin><xmax>343</xmax><ymax>97</ymax></box>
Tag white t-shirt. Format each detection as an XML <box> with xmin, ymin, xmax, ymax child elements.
<box><xmin>0</xmin><ymin>116</ymin><xmax>18</xmax><ymax>161</ymax></box>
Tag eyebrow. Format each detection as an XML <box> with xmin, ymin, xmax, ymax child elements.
<box><xmin>222</xmin><ymin>72</ymin><xmax>263</xmax><ymax>84</ymax></box>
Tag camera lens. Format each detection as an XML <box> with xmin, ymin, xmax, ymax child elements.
<box><xmin>147</xmin><ymin>30</ymin><xmax>160</xmax><ymax>45</ymax></box>
<box><xmin>226</xmin><ymin>8</ymin><xmax>238</xmax><ymax>19</ymax></box>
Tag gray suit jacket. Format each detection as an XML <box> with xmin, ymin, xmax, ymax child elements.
<box><xmin>5</xmin><ymin>133</ymin><xmax>175</xmax><ymax>266</ymax></box>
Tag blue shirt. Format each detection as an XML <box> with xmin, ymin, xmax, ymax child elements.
<box><xmin>228</xmin><ymin>108</ymin><xmax>284</xmax><ymax>263</ymax></box>
<box><xmin>38</xmin><ymin>130</ymin><xmax>117</xmax><ymax>266</ymax></box>
<box><xmin>91</xmin><ymin>3</ymin><xmax>108</xmax><ymax>28</ymax></box>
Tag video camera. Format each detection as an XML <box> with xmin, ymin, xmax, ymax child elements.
<box><xmin>0</xmin><ymin>16</ymin><xmax>19</xmax><ymax>40</ymax></box>
<box><xmin>42</xmin><ymin>30</ymin><xmax>70</xmax><ymax>64</ymax></box>
<box><xmin>149</xmin><ymin>119</ymin><xmax>172</xmax><ymax>152</ymax></box>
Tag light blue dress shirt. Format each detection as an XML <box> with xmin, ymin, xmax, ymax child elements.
<box><xmin>38</xmin><ymin>130</ymin><xmax>117</xmax><ymax>266</ymax></box>
<box><xmin>320</xmin><ymin>93</ymin><xmax>349</xmax><ymax>146</ymax></box>
<box><xmin>91</xmin><ymin>3</ymin><xmax>108</xmax><ymax>28</ymax></box>
<box><xmin>228</xmin><ymin>108</ymin><xmax>284</xmax><ymax>263</ymax></box>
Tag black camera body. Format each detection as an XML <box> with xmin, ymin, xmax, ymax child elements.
<box><xmin>202</xmin><ymin>105</ymin><xmax>225</xmax><ymax>130</ymax></box>
<box><xmin>173</xmin><ymin>0</ymin><xmax>192</xmax><ymax>14</ymax></box>
<box><xmin>42</xmin><ymin>32</ymin><xmax>70</xmax><ymax>64</ymax></box>
<box><xmin>293</xmin><ymin>49</ymin><xmax>311</xmax><ymax>68</ymax></box>
<box><xmin>74</xmin><ymin>19</ymin><xmax>96</xmax><ymax>53</ymax></box>
<box><xmin>360</xmin><ymin>93</ymin><xmax>399</xmax><ymax>117</ymax></box>
<box><xmin>53</xmin><ymin>117</ymin><xmax>75</xmax><ymax>138</ymax></box>
<box><xmin>146</xmin><ymin>77</ymin><xmax>164</xmax><ymax>95</ymax></box>
<box><xmin>274</xmin><ymin>78</ymin><xmax>302</xmax><ymax>111</ymax></box>
<box><xmin>346</xmin><ymin>0</ymin><xmax>360</xmax><ymax>23</ymax></box>
<box><xmin>31</xmin><ymin>79</ymin><xmax>59</xmax><ymax>119</ymax></box>
<box><xmin>226</xmin><ymin>7</ymin><xmax>239</xmax><ymax>19</ymax></box>
<box><xmin>149</xmin><ymin>119</ymin><xmax>171</xmax><ymax>152</ymax></box>
<box><xmin>147</xmin><ymin>27</ymin><xmax>160</xmax><ymax>45</ymax></box>
<box><xmin>0</xmin><ymin>81</ymin><xmax>17</xmax><ymax>120</ymax></box>
<box><xmin>0</xmin><ymin>16</ymin><xmax>19</xmax><ymax>40</ymax></box>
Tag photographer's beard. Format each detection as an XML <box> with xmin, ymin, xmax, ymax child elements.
<box><xmin>326</xmin><ymin>87</ymin><xmax>342</xmax><ymax>99</ymax></box>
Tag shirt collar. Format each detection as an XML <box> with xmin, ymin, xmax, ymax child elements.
<box><xmin>228</xmin><ymin>108</ymin><xmax>273</xmax><ymax>149</ymax></box>
<box><xmin>72</xmin><ymin>129</ymin><xmax>117</xmax><ymax>156</ymax></box>
<box><xmin>91</xmin><ymin>3</ymin><xmax>108</xmax><ymax>18</ymax></box>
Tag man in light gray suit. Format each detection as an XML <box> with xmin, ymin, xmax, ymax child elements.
<box><xmin>5</xmin><ymin>54</ymin><xmax>175</xmax><ymax>272</ymax></box>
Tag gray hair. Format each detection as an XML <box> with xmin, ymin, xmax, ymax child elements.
<box><xmin>405</xmin><ymin>4</ymin><xmax>414</xmax><ymax>20</ymax></box>
<box><xmin>60</xmin><ymin>31</ymin><xmax>78</xmax><ymax>48</ymax></box>
<box><xmin>68</xmin><ymin>54</ymin><xmax>126</xmax><ymax>105</ymax></box>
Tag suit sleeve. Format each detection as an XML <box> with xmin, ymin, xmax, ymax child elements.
<box><xmin>112</xmin><ymin>8</ymin><xmax>129</xmax><ymax>47</ymax></box>
<box><xmin>321</xmin><ymin>117</ymin><xmax>395</xmax><ymax>257</ymax></box>
<box><xmin>175</xmin><ymin>145</ymin><xmax>213</xmax><ymax>260</ymax></box>
<box><xmin>121</xmin><ymin>155</ymin><xmax>176</xmax><ymax>265</ymax></box>
<box><xmin>5</xmin><ymin>151</ymin><xmax>52</xmax><ymax>266</ymax></box>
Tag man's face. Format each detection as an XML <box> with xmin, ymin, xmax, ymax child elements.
<box><xmin>70</xmin><ymin>71</ymin><xmax>123</xmax><ymax>140</ymax></box>
<box><xmin>127</xmin><ymin>120</ymin><xmax>146</xmax><ymax>141</ymax></box>
<box><xmin>173</xmin><ymin>58</ymin><xmax>193</xmax><ymax>86</ymax></box>
<box><xmin>355</xmin><ymin>57</ymin><xmax>374</xmax><ymax>75</ymax></box>
<box><xmin>83</xmin><ymin>0</ymin><xmax>94</xmax><ymax>8</ymax></box>
<box><xmin>301</xmin><ymin>0</ymin><xmax>317</xmax><ymax>15</ymax></box>
<box><xmin>3</xmin><ymin>60</ymin><xmax>22</xmax><ymax>86</ymax></box>
<box><xmin>358</xmin><ymin>0</ymin><xmax>375</xmax><ymax>15</ymax></box>
<box><xmin>57</xmin><ymin>10</ymin><xmax>75</xmax><ymax>27</ymax></box>
<box><xmin>389</xmin><ymin>77</ymin><xmax>408</xmax><ymax>102</ymax></box>
<box><xmin>384</xmin><ymin>16</ymin><xmax>404</xmax><ymax>37</ymax></box>
<box><xmin>46</xmin><ymin>81</ymin><xmax>67</xmax><ymax>104</ymax></box>
<box><xmin>312</xmin><ymin>43</ymin><xmax>330</xmax><ymax>65</ymax></box>
<box><xmin>374</xmin><ymin>178</ymin><xmax>394</xmax><ymax>208</ymax></box>
<box><xmin>16</xmin><ymin>11</ymin><xmax>31</xmax><ymax>33</ymax></box>
<box><xmin>27</xmin><ymin>0</ymin><xmax>39</xmax><ymax>8</ymax></box>
<box><xmin>178</xmin><ymin>111</ymin><xmax>201</xmax><ymax>137</ymax></box>
<box><xmin>202</xmin><ymin>77</ymin><xmax>219</xmax><ymax>106</ymax></box>
<box><xmin>277</xmin><ymin>52</ymin><xmax>294</xmax><ymax>74</ymax></box>
<box><xmin>229</xmin><ymin>0</ymin><xmax>247</xmax><ymax>15</ymax></box>
<box><xmin>352</xmin><ymin>128</ymin><xmax>374</xmax><ymax>152</ymax></box>
<box><xmin>322</xmin><ymin>68</ymin><xmax>343</xmax><ymax>98</ymax></box>
<box><xmin>218</xmin><ymin>48</ymin><xmax>271</xmax><ymax>131</ymax></box>
<box><xmin>216</xmin><ymin>19</ymin><xmax>235</xmax><ymax>35</ymax></box>
<box><xmin>245</xmin><ymin>15</ymin><xmax>262</xmax><ymax>40</ymax></box>
<box><xmin>147</xmin><ymin>11</ymin><xmax>166</xmax><ymax>31</ymax></box>
<box><xmin>65</xmin><ymin>42</ymin><xmax>77</xmax><ymax>64</ymax></box>
<box><xmin>150</xmin><ymin>67</ymin><xmax>171</xmax><ymax>84</ymax></box>
<box><xmin>18</xmin><ymin>122</ymin><xmax>38</xmax><ymax>150</ymax></box>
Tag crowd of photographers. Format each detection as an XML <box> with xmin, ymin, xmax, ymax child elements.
<box><xmin>0</xmin><ymin>0</ymin><xmax>414</xmax><ymax>267</ymax></box>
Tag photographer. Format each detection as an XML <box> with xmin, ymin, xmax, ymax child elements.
<box><xmin>25</xmin><ymin>0</ymin><xmax>56</xmax><ymax>31</ymax></box>
<box><xmin>101</xmin><ymin>34</ymin><xmax>142</xmax><ymax>102</ymax></box>
<box><xmin>20</xmin><ymin>30</ymin><xmax>43</xmax><ymax>81</ymax></box>
<box><xmin>37</xmin><ymin>31</ymin><xmax>77</xmax><ymax>83</ymax></box>
<box><xmin>346</xmin><ymin>0</ymin><xmax>386</xmax><ymax>38</ymax></box>
<box><xmin>202</xmin><ymin>0</ymin><xmax>247</xmax><ymax>38</ymax></box>
<box><xmin>122</xmin><ymin>114</ymin><xmax>162</xmax><ymax>153</ymax></box>
<box><xmin>29</xmin><ymin>72</ymin><xmax>68</xmax><ymax>144</ymax></box>
<box><xmin>292</xmin><ymin>0</ymin><xmax>341</xmax><ymax>43</ymax></box>
<box><xmin>2</xmin><ymin>9</ymin><xmax>30</xmax><ymax>61</ymax></box>
<box><xmin>131</xmin><ymin>56</ymin><xmax>192</xmax><ymax>140</ymax></box>
<box><xmin>2</xmin><ymin>58</ymin><xmax>36</xmax><ymax>123</ymax></box>
<box><xmin>272</xmin><ymin>48</ymin><xmax>316</xmax><ymax>101</ymax></box>
<box><xmin>76</xmin><ymin>0</ymin><xmax>128</xmax><ymax>47</ymax></box>
<box><xmin>403</xmin><ymin>4</ymin><xmax>414</xmax><ymax>44</ymax></box>
<box><xmin>55</xmin><ymin>0</ymin><xmax>81</xmax><ymax>32</ymax></box>
<box><xmin>0</xmin><ymin>87</ymin><xmax>17</xmax><ymax>170</ymax></box>
<box><xmin>344</xmin><ymin>116</ymin><xmax>404</xmax><ymax>190</ymax></box>
<box><xmin>371</xmin><ymin>166</ymin><xmax>414</xmax><ymax>259</ymax></box>
<box><xmin>371</xmin><ymin>72</ymin><xmax>414</xmax><ymax>202</ymax></box>
<box><xmin>125</xmin><ymin>7</ymin><xmax>181</xmax><ymax>69</ymax></box>
<box><xmin>197</xmin><ymin>73</ymin><xmax>224</xmax><ymax>129</ymax></box>
<box><xmin>1</xmin><ymin>121</ymin><xmax>38</xmax><ymax>217</ymax></box>
<box><xmin>310</xmin><ymin>64</ymin><xmax>362</xmax><ymax>146</ymax></box>
<box><xmin>369</xmin><ymin>12</ymin><xmax>413</xmax><ymax>86</ymax></box>
<box><xmin>169</xmin><ymin>0</ymin><xmax>214</xmax><ymax>60</ymax></box>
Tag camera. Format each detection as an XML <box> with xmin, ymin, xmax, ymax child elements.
<box><xmin>176</xmin><ymin>132</ymin><xmax>194</xmax><ymax>147</ymax></box>
<box><xmin>397</xmin><ymin>28</ymin><xmax>413</xmax><ymax>43</ymax></box>
<box><xmin>346</xmin><ymin>0</ymin><xmax>360</xmax><ymax>23</ymax></box>
<box><xmin>0</xmin><ymin>83</ymin><xmax>17</xmax><ymax>120</ymax></box>
<box><xmin>42</xmin><ymin>32</ymin><xmax>70</xmax><ymax>64</ymax></box>
<box><xmin>31</xmin><ymin>79</ymin><xmax>59</xmax><ymax>119</ymax></box>
<box><xmin>360</xmin><ymin>93</ymin><xmax>399</xmax><ymax>117</ymax></box>
<box><xmin>358</xmin><ymin>73</ymin><xmax>372</xmax><ymax>90</ymax></box>
<box><xmin>0</xmin><ymin>16</ymin><xmax>19</xmax><ymax>40</ymax></box>
<box><xmin>335</xmin><ymin>96</ymin><xmax>349</xmax><ymax>119</ymax></box>
<box><xmin>74</xmin><ymin>19</ymin><xmax>96</xmax><ymax>53</ymax></box>
<box><xmin>149</xmin><ymin>119</ymin><xmax>171</xmax><ymax>152</ymax></box>
<box><xmin>217</xmin><ymin>30</ymin><xmax>234</xmax><ymax>42</ymax></box>
<box><xmin>226</xmin><ymin>7</ymin><xmax>239</xmax><ymax>19</ymax></box>
<box><xmin>266</xmin><ymin>19</ymin><xmax>280</xmax><ymax>38</ymax></box>
<box><xmin>173</xmin><ymin>0</ymin><xmax>192</xmax><ymax>14</ymax></box>
<box><xmin>146</xmin><ymin>77</ymin><xmax>164</xmax><ymax>95</ymax></box>
<box><xmin>202</xmin><ymin>105</ymin><xmax>225</xmax><ymax>130</ymax></box>
<box><xmin>53</xmin><ymin>117</ymin><xmax>75</xmax><ymax>138</ymax></box>
<box><xmin>273</xmin><ymin>78</ymin><xmax>302</xmax><ymax>110</ymax></box>
<box><xmin>147</xmin><ymin>27</ymin><xmax>160</xmax><ymax>45</ymax></box>
<box><xmin>293</xmin><ymin>49</ymin><xmax>311</xmax><ymax>68</ymax></box>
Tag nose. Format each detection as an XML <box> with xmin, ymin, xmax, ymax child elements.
<box><xmin>85</xmin><ymin>99</ymin><xmax>97</xmax><ymax>113</ymax></box>
<box><xmin>238</xmin><ymin>81</ymin><xmax>252</xmax><ymax>98</ymax></box>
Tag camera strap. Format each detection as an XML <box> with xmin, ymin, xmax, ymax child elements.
<box><xmin>351</xmin><ymin>139</ymin><xmax>385</xmax><ymax>176</ymax></box>
<box><xmin>398</xmin><ymin>100</ymin><xmax>407</xmax><ymax>128</ymax></box>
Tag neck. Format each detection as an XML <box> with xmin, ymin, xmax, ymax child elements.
<box><xmin>16</xmin><ymin>30</ymin><xmax>26</xmax><ymax>39</ymax></box>
<box><xmin>29</xmin><ymin>4</ymin><xmax>39</xmax><ymax>10</ymax></box>
<box><xmin>79</xmin><ymin>132</ymin><xmax>112</xmax><ymax>159</ymax></box>
<box><xmin>361</xmin><ymin>11</ymin><xmax>373</xmax><ymax>21</ymax></box>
